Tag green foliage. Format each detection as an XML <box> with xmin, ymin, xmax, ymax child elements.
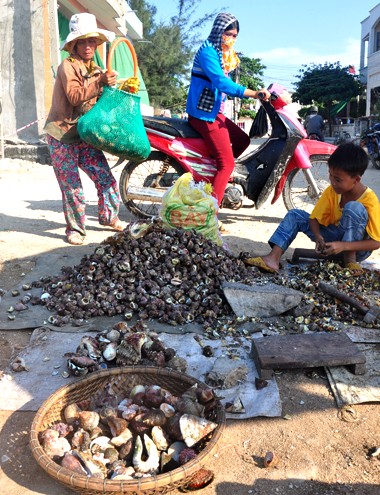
<box><xmin>130</xmin><ymin>0</ymin><xmax>222</xmax><ymax>110</ymax></box>
<box><xmin>238</xmin><ymin>108</ymin><xmax>257</xmax><ymax>119</ymax></box>
<box><xmin>292</xmin><ymin>62</ymin><xmax>362</xmax><ymax>119</ymax></box>
<box><xmin>235</xmin><ymin>56</ymin><xmax>265</xmax><ymax>120</ymax></box>
<box><xmin>237</xmin><ymin>56</ymin><xmax>266</xmax><ymax>91</ymax></box>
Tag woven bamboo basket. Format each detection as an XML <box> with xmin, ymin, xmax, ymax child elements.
<box><xmin>30</xmin><ymin>366</ymin><xmax>225</xmax><ymax>495</ymax></box>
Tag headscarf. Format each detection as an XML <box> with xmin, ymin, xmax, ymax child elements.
<box><xmin>207</xmin><ymin>13</ymin><xmax>240</xmax><ymax>73</ymax></box>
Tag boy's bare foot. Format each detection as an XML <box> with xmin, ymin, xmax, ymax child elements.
<box><xmin>243</xmin><ymin>256</ymin><xmax>279</xmax><ymax>274</ymax></box>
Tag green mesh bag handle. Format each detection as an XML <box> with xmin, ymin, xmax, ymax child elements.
<box><xmin>77</xmin><ymin>37</ymin><xmax>151</xmax><ymax>159</ymax></box>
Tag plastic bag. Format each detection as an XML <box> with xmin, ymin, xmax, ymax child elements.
<box><xmin>160</xmin><ymin>173</ymin><xmax>222</xmax><ymax>245</ymax></box>
<box><xmin>77</xmin><ymin>86</ymin><xmax>150</xmax><ymax>159</ymax></box>
<box><xmin>249</xmin><ymin>105</ymin><xmax>268</xmax><ymax>138</ymax></box>
<box><xmin>77</xmin><ymin>38</ymin><xmax>150</xmax><ymax>159</ymax></box>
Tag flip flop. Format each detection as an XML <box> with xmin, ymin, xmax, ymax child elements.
<box><xmin>243</xmin><ymin>256</ymin><xmax>278</xmax><ymax>274</ymax></box>
<box><xmin>102</xmin><ymin>218</ymin><xmax>124</xmax><ymax>232</ymax></box>
<box><xmin>67</xmin><ymin>232</ymin><xmax>84</xmax><ymax>245</ymax></box>
<box><xmin>218</xmin><ymin>221</ymin><xmax>230</xmax><ymax>234</ymax></box>
<box><xmin>345</xmin><ymin>262</ymin><xmax>364</xmax><ymax>276</ymax></box>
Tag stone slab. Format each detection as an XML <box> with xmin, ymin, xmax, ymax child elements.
<box><xmin>222</xmin><ymin>281</ymin><xmax>303</xmax><ymax>318</ymax></box>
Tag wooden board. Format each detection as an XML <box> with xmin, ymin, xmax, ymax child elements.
<box><xmin>251</xmin><ymin>332</ymin><xmax>366</xmax><ymax>379</ymax></box>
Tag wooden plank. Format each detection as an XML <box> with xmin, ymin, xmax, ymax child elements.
<box><xmin>251</xmin><ymin>333</ymin><xmax>366</xmax><ymax>378</ymax></box>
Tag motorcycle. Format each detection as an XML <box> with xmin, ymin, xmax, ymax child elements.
<box><xmin>360</xmin><ymin>125</ymin><xmax>380</xmax><ymax>169</ymax></box>
<box><xmin>118</xmin><ymin>83</ymin><xmax>337</xmax><ymax>219</ymax></box>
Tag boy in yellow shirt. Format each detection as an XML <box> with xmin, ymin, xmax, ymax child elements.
<box><xmin>244</xmin><ymin>142</ymin><xmax>380</xmax><ymax>274</ymax></box>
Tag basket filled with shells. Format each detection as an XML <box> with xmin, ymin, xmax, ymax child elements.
<box><xmin>30</xmin><ymin>366</ymin><xmax>225</xmax><ymax>495</ymax></box>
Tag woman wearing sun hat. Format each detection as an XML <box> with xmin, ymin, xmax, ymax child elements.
<box><xmin>44</xmin><ymin>13</ymin><xmax>126</xmax><ymax>245</ymax></box>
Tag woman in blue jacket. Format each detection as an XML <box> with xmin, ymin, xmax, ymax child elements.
<box><xmin>186</xmin><ymin>12</ymin><xmax>269</xmax><ymax>208</ymax></box>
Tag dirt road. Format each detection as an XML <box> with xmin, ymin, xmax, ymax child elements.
<box><xmin>0</xmin><ymin>157</ymin><xmax>379</xmax><ymax>495</ymax></box>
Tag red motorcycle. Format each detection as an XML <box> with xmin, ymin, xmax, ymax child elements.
<box><xmin>118</xmin><ymin>83</ymin><xmax>336</xmax><ymax>219</ymax></box>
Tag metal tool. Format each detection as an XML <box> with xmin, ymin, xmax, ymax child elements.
<box><xmin>318</xmin><ymin>281</ymin><xmax>380</xmax><ymax>323</ymax></box>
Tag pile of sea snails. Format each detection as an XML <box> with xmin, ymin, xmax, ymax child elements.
<box><xmin>278</xmin><ymin>260</ymin><xmax>380</xmax><ymax>331</ymax></box>
<box><xmin>65</xmin><ymin>321</ymin><xmax>188</xmax><ymax>377</ymax></box>
<box><xmin>31</xmin><ymin>221</ymin><xmax>255</xmax><ymax>327</ymax></box>
<box><xmin>39</xmin><ymin>380</ymin><xmax>219</xmax><ymax>483</ymax></box>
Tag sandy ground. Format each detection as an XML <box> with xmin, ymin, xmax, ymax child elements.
<box><xmin>0</xmin><ymin>155</ymin><xmax>379</xmax><ymax>495</ymax></box>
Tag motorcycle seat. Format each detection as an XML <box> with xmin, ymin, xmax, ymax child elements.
<box><xmin>142</xmin><ymin>116</ymin><xmax>201</xmax><ymax>139</ymax></box>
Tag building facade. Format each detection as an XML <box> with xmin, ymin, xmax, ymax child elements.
<box><xmin>360</xmin><ymin>3</ymin><xmax>380</xmax><ymax>116</ymax></box>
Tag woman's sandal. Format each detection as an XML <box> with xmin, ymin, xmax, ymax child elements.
<box><xmin>103</xmin><ymin>218</ymin><xmax>124</xmax><ymax>232</ymax></box>
<box><xmin>345</xmin><ymin>262</ymin><xmax>365</xmax><ymax>276</ymax></box>
<box><xmin>67</xmin><ymin>232</ymin><xmax>84</xmax><ymax>245</ymax></box>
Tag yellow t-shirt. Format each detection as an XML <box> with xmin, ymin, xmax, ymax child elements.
<box><xmin>310</xmin><ymin>185</ymin><xmax>380</xmax><ymax>242</ymax></box>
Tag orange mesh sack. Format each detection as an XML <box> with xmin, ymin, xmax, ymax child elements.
<box><xmin>77</xmin><ymin>38</ymin><xmax>151</xmax><ymax>159</ymax></box>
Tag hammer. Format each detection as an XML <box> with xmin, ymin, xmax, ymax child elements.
<box><xmin>318</xmin><ymin>281</ymin><xmax>380</xmax><ymax>323</ymax></box>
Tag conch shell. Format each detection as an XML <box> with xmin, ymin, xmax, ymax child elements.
<box><xmin>179</xmin><ymin>414</ymin><xmax>217</xmax><ymax>447</ymax></box>
<box><xmin>133</xmin><ymin>434</ymin><xmax>159</xmax><ymax>473</ymax></box>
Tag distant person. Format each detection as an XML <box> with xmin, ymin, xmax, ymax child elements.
<box><xmin>304</xmin><ymin>106</ymin><xmax>325</xmax><ymax>141</ymax></box>
<box><xmin>186</xmin><ymin>12</ymin><xmax>270</xmax><ymax>209</ymax></box>
<box><xmin>243</xmin><ymin>143</ymin><xmax>380</xmax><ymax>275</ymax></box>
<box><xmin>44</xmin><ymin>13</ymin><xmax>126</xmax><ymax>245</ymax></box>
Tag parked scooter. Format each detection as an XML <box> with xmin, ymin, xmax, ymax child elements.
<box><xmin>118</xmin><ymin>83</ymin><xmax>336</xmax><ymax>219</ymax></box>
<box><xmin>360</xmin><ymin>125</ymin><xmax>380</xmax><ymax>169</ymax></box>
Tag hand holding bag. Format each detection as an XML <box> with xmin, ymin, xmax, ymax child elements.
<box><xmin>77</xmin><ymin>37</ymin><xmax>151</xmax><ymax>159</ymax></box>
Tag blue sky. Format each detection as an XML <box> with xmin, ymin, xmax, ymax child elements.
<box><xmin>147</xmin><ymin>0</ymin><xmax>378</xmax><ymax>89</ymax></box>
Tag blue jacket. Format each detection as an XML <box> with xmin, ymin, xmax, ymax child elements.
<box><xmin>186</xmin><ymin>40</ymin><xmax>246</xmax><ymax>122</ymax></box>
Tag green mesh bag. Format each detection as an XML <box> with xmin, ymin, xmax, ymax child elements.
<box><xmin>77</xmin><ymin>38</ymin><xmax>151</xmax><ymax>160</ymax></box>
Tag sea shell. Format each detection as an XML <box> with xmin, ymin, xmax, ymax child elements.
<box><xmin>64</xmin><ymin>403</ymin><xmax>81</xmax><ymax>425</ymax></box>
<box><xmin>72</xmin><ymin>450</ymin><xmax>106</xmax><ymax>478</ymax></box>
<box><xmin>133</xmin><ymin>434</ymin><xmax>160</xmax><ymax>474</ymax></box>
<box><xmin>60</xmin><ymin>452</ymin><xmax>88</xmax><ymax>475</ymax></box>
<box><xmin>71</xmin><ymin>428</ymin><xmax>91</xmax><ymax>451</ymax></box>
<box><xmin>78</xmin><ymin>411</ymin><xmax>100</xmax><ymax>431</ymax></box>
<box><xmin>111</xmin><ymin>427</ymin><xmax>133</xmax><ymax>447</ymax></box>
<box><xmin>89</xmin><ymin>436</ymin><xmax>113</xmax><ymax>454</ymax></box>
<box><xmin>110</xmin><ymin>465</ymin><xmax>135</xmax><ymax>480</ymax></box>
<box><xmin>99</xmin><ymin>405</ymin><xmax>117</xmax><ymax>422</ymax></box>
<box><xmin>129</xmin><ymin>384</ymin><xmax>145</xmax><ymax>399</ymax></box>
<box><xmin>181</xmin><ymin>468</ymin><xmax>214</xmax><ymax>491</ymax></box>
<box><xmin>103</xmin><ymin>447</ymin><xmax>119</xmax><ymax>464</ymax></box>
<box><xmin>151</xmin><ymin>426</ymin><xmax>170</xmax><ymax>451</ymax></box>
<box><xmin>144</xmin><ymin>385</ymin><xmax>165</xmax><ymax>408</ymax></box>
<box><xmin>118</xmin><ymin>437</ymin><xmax>134</xmax><ymax>462</ymax></box>
<box><xmin>106</xmin><ymin>329</ymin><xmax>120</xmax><ymax>342</ymax></box>
<box><xmin>178</xmin><ymin>447</ymin><xmax>198</xmax><ymax>465</ymax></box>
<box><xmin>11</xmin><ymin>357</ymin><xmax>29</xmax><ymax>372</ymax></box>
<box><xmin>39</xmin><ymin>429</ymin><xmax>71</xmax><ymax>460</ymax></box>
<box><xmin>140</xmin><ymin>409</ymin><xmax>167</xmax><ymax>427</ymax></box>
<box><xmin>165</xmin><ymin>413</ymin><xmax>183</xmax><ymax>441</ymax></box>
<box><xmin>102</xmin><ymin>342</ymin><xmax>117</xmax><ymax>361</ymax></box>
<box><xmin>107</xmin><ymin>416</ymin><xmax>128</xmax><ymax>437</ymax></box>
<box><xmin>160</xmin><ymin>403</ymin><xmax>176</xmax><ymax>418</ymax></box>
<box><xmin>263</xmin><ymin>451</ymin><xmax>278</xmax><ymax>468</ymax></box>
<box><xmin>167</xmin><ymin>441</ymin><xmax>187</xmax><ymax>463</ymax></box>
<box><xmin>176</xmin><ymin>397</ymin><xmax>205</xmax><ymax>417</ymax></box>
<box><xmin>121</xmin><ymin>405</ymin><xmax>139</xmax><ymax>421</ymax></box>
<box><xmin>179</xmin><ymin>414</ymin><xmax>217</xmax><ymax>447</ymax></box>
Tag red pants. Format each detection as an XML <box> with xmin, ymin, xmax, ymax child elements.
<box><xmin>188</xmin><ymin>113</ymin><xmax>250</xmax><ymax>206</ymax></box>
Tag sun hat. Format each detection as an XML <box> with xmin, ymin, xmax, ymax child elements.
<box><xmin>60</xmin><ymin>13</ymin><xmax>115</xmax><ymax>52</ymax></box>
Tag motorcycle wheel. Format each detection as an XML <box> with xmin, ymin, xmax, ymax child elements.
<box><xmin>370</xmin><ymin>155</ymin><xmax>380</xmax><ymax>170</ymax></box>
<box><xmin>282</xmin><ymin>155</ymin><xmax>330</xmax><ymax>213</ymax></box>
<box><xmin>119</xmin><ymin>151</ymin><xmax>184</xmax><ymax>219</ymax></box>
